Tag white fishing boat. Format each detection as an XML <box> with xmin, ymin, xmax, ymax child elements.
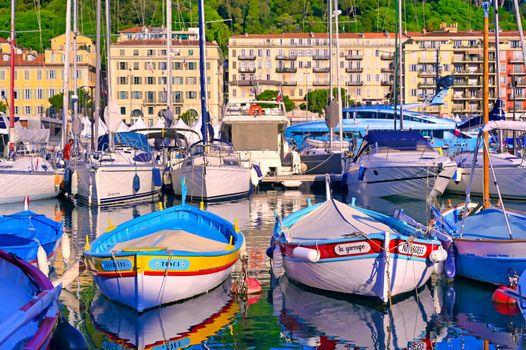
<box><xmin>269</xmin><ymin>183</ymin><xmax>446</xmax><ymax>303</ymax></box>
<box><xmin>220</xmin><ymin>101</ymin><xmax>302</xmax><ymax>179</ymax></box>
<box><xmin>346</xmin><ymin>130</ymin><xmax>457</xmax><ymax>199</ymax></box>
<box><xmin>171</xmin><ymin>140</ymin><xmax>251</xmax><ymax>201</ymax></box>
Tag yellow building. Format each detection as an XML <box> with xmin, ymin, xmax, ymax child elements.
<box><xmin>228</xmin><ymin>32</ymin><xmax>405</xmax><ymax>107</ymax></box>
<box><xmin>109</xmin><ymin>26</ymin><xmax>224</xmax><ymax>126</ymax></box>
<box><xmin>0</xmin><ymin>34</ymin><xmax>96</xmax><ymax>130</ymax></box>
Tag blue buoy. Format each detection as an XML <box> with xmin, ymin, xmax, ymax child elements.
<box><xmin>444</xmin><ymin>243</ymin><xmax>456</xmax><ymax>280</ymax></box>
<box><xmin>133</xmin><ymin>174</ymin><xmax>141</xmax><ymax>193</ymax></box>
<box><xmin>266</xmin><ymin>246</ymin><xmax>274</xmax><ymax>259</ymax></box>
<box><xmin>152</xmin><ymin>167</ymin><xmax>162</xmax><ymax>187</ymax></box>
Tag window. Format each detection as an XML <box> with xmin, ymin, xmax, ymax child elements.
<box><xmin>146</xmin><ymin>91</ymin><xmax>155</xmax><ymax>103</ymax></box>
<box><xmin>23</xmin><ymin>89</ymin><xmax>31</xmax><ymax>99</ymax></box>
<box><xmin>158</xmin><ymin>91</ymin><xmax>167</xmax><ymax>103</ymax></box>
<box><xmin>174</xmin><ymin>91</ymin><xmax>182</xmax><ymax>103</ymax></box>
<box><xmin>175</xmin><ymin>106</ymin><xmax>181</xmax><ymax>115</ymax></box>
<box><xmin>206</xmin><ymin>62</ymin><xmax>210</xmax><ymax>70</ymax></box>
<box><xmin>258</xmin><ymin>49</ymin><xmax>262</xmax><ymax>57</ymax></box>
<box><xmin>174</xmin><ymin>76</ymin><xmax>184</xmax><ymax>84</ymax></box>
<box><xmin>159</xmin><ymin>77</ymin><xmax>167</xmax><ymax>85</ymax></box>
<box><xmin>186</xmin><ymin>77</ymin><xmax>197</xmax><ymax>85</ymax></box>
<box><xmin>24</xmin><ymin>70</ymin><xmax>30</xmax><ymax>80</ymax></box>
<box><xmin>0</xmin><ymin>70</ymin><xmax>4</xmax><ymax>80</ymax></box>
<box><xmin>146</xmin><ymin>77</ymin><xmax>155</xmax><ymax>85</ymax></box>
<box><xmin>145</xmin><ymin>62</ymin><xmax>155</xmax><ymax>70</ymax></box>
<box><xmin>47</xmin><ymin>70</ymin><xmax>56</xmax><ymax>79</ymax></box>
<box><xmin>132</xmin><ymin>91</ymin><xmax>142</xmax><ymax>99</ymax></box>
<box><xmin>232</xmin><ymin>88</ymin><xmax>237</xmax><ymax>97</ymax></box>
<box><xmin>133</xmin><ymin>49</ymin><xmax>139</xmax><ymax>56</ymax></box>
<box><xmin>36</xmin><ymin>89</ymin><xmax>43</xmax><ymax>100</ymax></box>
<box><xmin>118</xmin><ymin>76</ymin><xmax>127</xmax><ymax>85</ymax></box>
<box><xmin>188</xmin><ymin>62</ymin><xmax>196</xmax><ymax>70</ymax></box>
<box><xmin>14</xmin><ymin>90</ymin><xmax>19</xmax><ymax>99</ymax></box>
<box><xmin>37</xmin><ymin>106</ymin><xmax>44</xmax><ymax>115</ymax></box>
<box><xmin>118</xmin><ymin>91</ymin><xmax>128</xmax><ymax>99</ymax></box>
<box><xmin>133</xmin><ymin>77</ymin><xmax>142</xmax><ymax>84</ymax></box>
<box><xmin>119</xmin><ymin>49</ymin><xmax>125</xmax><ymax>56</ymax></box>
<box><xmin>148</xmin><ymin>107</ymin><xmax>154</xmax><ymax>115</ymax></box>
<box><xmin>118</xmin><ymin>62</ymin><xmax>128</xmax><ymax>70</ymax></box>
<box><xmin>411</xmin><ymin>89</ymin><xmax>417</xmax><ymax>96</ymax></box>
<box><xmin>25</xmin><ymin>106</ymin><xmax>31</xmax><ymax>114</ymax></box>
<box><xmin>160</xmin><ymin>62</ymin><xmax>167</xmax><ymax>70</ymax></box>
<box><xmin>147</xmin><ymin>49</ymin><xmax>154</xmax><ymax>56</ymax></box>
<box><xmin>410</xmin><ymin>64</ymin><xmax>417</xmax><ymax>72</ymax></box>
<box><xmin>188</xmin><ymin>49</ymin><xmax>194</xmax><ymax>56</ymax></box>
<box><xmin>133</xmin><ymin>62</ymin><xmax>139</xmax><ymax>70</ymax></box>
<box><xmin>186</xmin><ymin>91</ymin><xmax>197</xmax><ymax>99</ymax></box>
<box><xmin>120</xmin><ymin>107</ymin><xmax>126</xmax><ymax>115</ymax></box>
<box><xmin>174</xmin><ymin>62</ymin><xmax>182</xmax><ymax>70</ymax></box>
<box><xmin>48</xmin><ymin>89</ymin><xmax>56</xmax><ymax>98</ymax></box>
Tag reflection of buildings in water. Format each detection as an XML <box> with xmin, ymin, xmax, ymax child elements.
<box><xmin>273</xmin><ymin>277</ymin><xmax>439</xmax><ymax>349</ymax></box>
<box><xmin>88</xmin><ymin>282</ymin><xmax>238</xmax><ymax>350</ymax></box>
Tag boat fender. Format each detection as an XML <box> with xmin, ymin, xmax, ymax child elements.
<box><xmin>37</xmin><ymin>243</ymin><xmax>49</xmax><ymax>277</ymax></box>
<box><xmin>61</xmin><ymin>233</ymin><xmax>71</xmax><ymax>265</ymax></box>
<box><xmin>247</xmin><ymin>277</ymin><xmax>262</xmax><ymax>294</ymax></box>
<box><xmin>358</xmin><ymin>165</ymin><xmax>366</xmax><ymax>181</ymax></box>
<box><xmin>163</xmin><ymin>168</ymin><xmax>172</xmax><ymax>185</ymax></box>
<box><xmin>50</xmin><ymin>316</ymin><xmax>89</xmax><ymax>350</ymax></box>
<box><xmin>453</xmin><ymin>168</ymin><xmax>462</xmax><ymax>183</ymax></box>
<box><xmin>492</xmin><ymin>286</ymin><xmax>520</xmax><ymax>315</ymax></box>
<box><xmin>250</xmin><ymin>166</ymin><xmax>261</xmax><ymax>187</ymax></box>
<box><xmin>444</xmin><ymin>243</ymin><xmax>456</xmax><ymax>280</ymax></box>
<box><xmin>133</xmin><ymin>174</ymin><xmax>141</xmax><ymax>193</ymax></box>
<box><xmin>429</xmin><ymin>246</ymin><xmax>447</xmax><ymax>263</ymax></box>
<box><xmin>63</xmin><ymin>167</ymin><xmax>73</xmax><ymax>194</ymax></box>
<box><xmin>266</xmin><ymin>246</ymin><xmax>274</xmax><ymax>259</ymax></box>
<box><xmin>271</xmin><ymin>245</ymin><xmax>284</xmax><ymax>278</ymax></box>
<box><xmin>292</xmin><ymin>246</ymin><xmax>320</xmax><ymax>263</ymax></box>
<box><xmin>152</xmin><ymin>167</ymin><xmax>162</xmax><ymax>187</ymax></box>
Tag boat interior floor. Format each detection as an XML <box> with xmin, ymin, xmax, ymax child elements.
<box><xmin>112</xmin><ymin>230</ymin><xmax>228</xmax><ymax>253</ymax></box>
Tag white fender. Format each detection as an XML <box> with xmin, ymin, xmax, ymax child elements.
<box><xmin>453</xmin><ymin>168</ymin><xmax>463</xmax><ymax>183</ymax></box>
<box><xmin>429</xmin><ymin>247</ymin><xmax>448</xmax><ymax>263</ymax></box>
<box><xmin>292</xmin><ymin>246</ymin><xmax>320</xmax><ymax>263</ymax></box>
<box><xmin>250</xmin><ymin>168</ymin><xmax>260</xmax><ymax>187</ymax></box>
<box><xmin>61</xmin><ymin>233</ymin><xmax>71</xmax><ymax>264</ymax></box>
<box><xmin>37</xmin><ymin>244</ymin><xmax>49</xmax><ymax>277</ymax></box>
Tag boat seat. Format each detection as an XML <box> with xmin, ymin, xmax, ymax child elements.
<box><xmin>112</xmin><ymin>230</ymin><xmax>228</xmax><ymax>253</ymax></box>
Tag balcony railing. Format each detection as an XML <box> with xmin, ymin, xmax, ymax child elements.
<box><xmin>418</xmin><ymin>82</ymin><xmax>436</xmax><ymax>88</ymax></box>
<box><xmin>275</xmin><ymin>54</ymin><xmax>297</xmax><ymax>60</ymax></box>
<box><xmin>508</xmin><ymin>93</ymin><xmax>526</xmax><ymax>100</ymax></box>
<box><xmin>381</xmin><ymin>53</ymin><xmax>394</xmax><ymax>60</ymax></box>
<box><xmin>381</xmin><ymin>67</ymin><xmax>393</xmax><ymax>73</ymax></box>
<box><xmin>237</xmin><ymin>55</ymin><xmax>256</xmax><ymax>60</ymax></box>
<box><xmin>346</xmin><ymin>81</ymin><xmax>364</xmax><ymax>86</ymax></box>
<box><xmin>238</xmin><ymin>67</ymin><xmax>256</xmax><ymax>73</ymax></box>
<box><xmin>313</xmin><ymin>54</ymin><xmax>330</xmax><ymax>60</ymax></box>
<box><xmin>282</xmin><ymin>81</ymin><xmax>297</xmax><ymax>86</ymax></box>
<box><xmin>276</xmin><ymin>67</ymin><xmax>297</xmax><ymax>73</ymax></box>
<box><xmin>346</xmin><ymin>67</ymin><xmax>363</xmax><ymax>73</ymax></box>
<box><xmin>313</xmin><ymin>67</ymin><xmax>330</xmax><ymax>73</ymax></box>
<box><xmin>345</xmin><ymin>54</ymin><xmax>363</xmax><ymax>60</ymax></box>
<box><xmin>313</xmin><ymin>81</ymin><xmax>329</xmax><ymax>86</ymax></box>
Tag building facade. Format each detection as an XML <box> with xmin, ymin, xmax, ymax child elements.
<box><xmin>109</xmin><ymin>26</ymin><xmax>223</xmax><ymax>126</ymax></box>
<box><xmin>0</xmin><ymin>34</ymin><xmax>96</xmax><ymax>122</ymax></box>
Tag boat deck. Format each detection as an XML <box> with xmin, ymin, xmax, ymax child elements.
<box><xmin>112</xmin><ymin>230</ymin><xmax>228</xmax><ymax>252</ymax></box>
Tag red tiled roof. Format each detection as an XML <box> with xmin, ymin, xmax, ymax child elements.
<box><xmin>0</xmin><ymin>53</ymin><xmax>45</xmax><ymax>66</ymax></box>
<box><xmin>0</xmin><ymin>37</ymin><xmax>8</xmax><ymax>43</ymax></box>
<box><xmin>119</xmin><ymin>26</ymin><xmax>145</xmax><ymax>33</ymax></box>
<box><xmin>230</xmin><ymin>32</ymin><xmax>416</xmax><ymax>39</ymax></box>
<box><xmin>114</xmin><ymin>39</ymin><xmax>217</xmax><ymax>46</ymax></box>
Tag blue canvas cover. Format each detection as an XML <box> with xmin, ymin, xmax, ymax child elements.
<box><xmin>457</xmin><ymin>99</ymin><xmax>506</xmax><ymax>130</ymax></box>
<box><xmin>98</xmin><ymin>132</ymin><xmax>152</xmax><ymax>153</ymax></box>
<box><xmin>363</xmin><ymin>130</ymin><xmax>430</xmax><ymax>150</ymax></box>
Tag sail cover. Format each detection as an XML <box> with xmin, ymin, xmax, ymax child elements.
<box><xmin>288</xmin><ymin>199</ymin><xmax>393</xmax><ymax>241</ymax></box>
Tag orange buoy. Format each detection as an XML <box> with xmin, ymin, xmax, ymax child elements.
<box><xmin>247</xmin><ymin>277</ymin><xmax>262</xmax><ymax>295</ymax></box>
<box><xmin>492</xmin><ymin>285</ymin><xmax>520</xmax><ymax>315</ymax></box>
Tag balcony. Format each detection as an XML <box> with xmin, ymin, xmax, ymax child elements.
<box><xmin>418</xmin><ymin>82</ymin><xmax>436</xmax><ymax>88</ymax></box>
<box><xmin>381</xmin><ymin>53</ymin><xmax>394</xmax><ymax>60</ymax></box>
<box><xmin>418</xmin><ymin>70</ymin><xmax>435</xmax><ymax>77</ymax></box>
<box><xmin>345</xmin><ymin>54</ymin><xmax>363</xmax><ymax>60</ymax></box>
<box><xmin>229</xmin><ymin>79</ymin><xmax>281</xmax><ymax>87</ymax></box>
<box><xmin>276</xmin><ymin>67</ymin><xmax>297</xmax><ymax>73</ymax></box>
<box><xmin>418</xmin><ymin>57</ymin><xmax>439</xmax><ymax>64</ymax></box>
<box><xmin>346</xmin><ymin>81</ymin><xmax>364</xmax><ymax>86</ymax></box>
<box><xmin>174</xmin><ymin>98</ymin><xmax>184</xmax><ymax>104</ymax></box>
<box><xmin>508</xmin><ymin>93</ymin><xmax>526</xmax><ymax>100</ymax></box>
<box><xmin>510</xmin><ymin>71</ymin><xmax>526</xmax><ymax>75</ymax></box>
<box><xmin>282</xmin><ymin>81</ymin><xmax>298</xmax><ymax>86</ymax></box>
<box><xmin>313</xmin><ymin>54</ymin><xmax>330</xmax><ymax>60</ymax></box>
<box><xmin>346</xmin><ymin>67</ymin><xmax>363</xmax><ymax>73</ymax></box>
<box><xmin>313</xmin><ymin>67</ymin><xmax>330</xmax><ymax>73</ymax></box>
<box><xmin>237</xmin><ymin>55</ymin><xmax>256</xmax><ymax>60</ymax></box>
<box><xmin>381</xmin><ymin>67</ymin><xmax>393</xmax><ymax>73</ymax></box>
<box><xmin>509</xmin><ymin>58</ymin><xmax>524</xmax><ymax>64</ymax></box>
<box><xmin>513</xmin><ymin>79</ymin><xmax>526</xmax><ymax>87</ymax></box>
<box><xmin>275</xmin><ymin>54</ymin><xmax>297</xmax><ymax>60</ymax></box>
<box><xmin>313</xmin><ymin>81</ymin><xmax>329</xmax><ymax>86</ymax></box>
<box><xmin>238</xmin><ymin>67</ymin><xmax>256</xmax><ymax>73</ymax></box>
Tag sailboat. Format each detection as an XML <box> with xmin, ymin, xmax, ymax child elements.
<box><xmin>75</xmin><ymin>0</ymin><xmax>161</xmax><ymax>206</ymax></box>
<box><xmin>0</xmin><ymin>1</ymin><xmax>59</xmax><ymax>205</ymax></box>
<box><xmin>170</xmin><ymin>0</ymin><xmax>250</xmax><ymax>202</ymax></box>
<box><xmin>432</xmin><ymin>4</ymin><xmax>526</xmax><ymax>285</ymax></box>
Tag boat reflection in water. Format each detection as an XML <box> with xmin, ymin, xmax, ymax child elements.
<box><xmin>272</xmin><ymin>277</ymin><xmax>439</xmax><ymax>349</ymax></box>
<box><xmin>88</xmin><ymin>281</ymin><xmax>238</xmax><ymax>350</ymax></box>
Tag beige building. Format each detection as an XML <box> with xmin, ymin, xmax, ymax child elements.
<box><xmin>0</xmin><ymin>34</ymin><xmax>96</xmax><ymax>124</ymax></box>
<box><xmin>109</xmin><ymin>26</ymin><xmax>223</xmax><ymax>126</ymax></box>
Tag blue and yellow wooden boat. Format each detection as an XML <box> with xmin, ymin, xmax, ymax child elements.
<box><xmin>84</xmin><ymin>183</ymin><xmax>245</xmax><ymax>312</ymax></box>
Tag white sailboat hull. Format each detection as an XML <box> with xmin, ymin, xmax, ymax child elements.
<box><xmin>77</xmin><ymin>164</ymin><xmax>161</xmax><ymax>206</ymax></box>
<box><xmin>171</xmin><ymin>165</ymin><xmax>250</xmax><ymax>201</ymax></box>
<box><xmin>0</xmin><ymin>171</ymin><xmax>57</xmax><ymax>204</ymax></box>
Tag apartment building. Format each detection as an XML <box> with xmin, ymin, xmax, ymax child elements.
<box><xmin>109</xmin><ymin>26</ymin><xmax>223</xmax><ymax>126</ymax></box>
<box><xmin>0</xmin><ymin>34</ymin><xmax>96</xmax><ymax>127</ymax></box>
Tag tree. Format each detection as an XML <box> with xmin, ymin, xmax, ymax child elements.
<box><xmin>256</xmin><ymin>90</ymin><xmax>295</xmax><ymax>112</ymax></box>
<box><xmin>48</xmin><ymin>89</ymin><xmax>93</xmax><ymax>113</ymax></box>
<box><xmin>0</xmin><ymin>101</ymin><xmax>6</xmax><ymax>114</ymax></box>
<box><xmin>304</xmin><ymin>88</ymin><xmax>353</xmax><ymax>116</ymax></box>
<box><xmin>178</xmin><ymin>109</ymin><xmax>199</xmax><ymax>126</ymax></box>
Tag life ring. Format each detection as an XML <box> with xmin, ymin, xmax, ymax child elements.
<box><xmin>248</xmin><ymin>105</ymin><xmax>263</xmax><ymax>116</ymax></box>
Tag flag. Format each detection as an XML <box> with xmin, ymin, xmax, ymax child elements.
<box><xmin>277</xmin><ymin>86</ymin><xmax>283</xmax><ymax>103</ymax></box>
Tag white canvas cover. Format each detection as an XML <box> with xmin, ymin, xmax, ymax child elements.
<box><xmin>98</xmin><ymin>118</ymin><xmax>108</xmax><ymax>135</ymax></box>
<box><xmin>129</xmin><ymin>118</ymin><xmax>147</xmax><ymax>131</ymax></box>
<box><xmin>116</xmin><ymin>121</ymin><xmax>129</xmax><ymax>132</ymax></box>
<box><xmin>288</xmin><ymin>199</ymin><xmax>394</xmax><ymax>241</ymax></box>
<box><xmin>105</xmin><ymin>101</ymin><xmax>122</xmax><ymax>133</ymax></box>
<box><xmin>483</xmin><ymin>121</ymin><xmax>526</xmax><ymax>132</ymax></box>
<box><xmin>13</xmin><ymin>122</ymin><xmax>50</xmax><ymax>143</ymax></box>
<box><xmin>80</xmin><ymin>116</ymin><xmax>92</xmax><ymax>137</ymax></box>
<box><xmin>175</xmin><ymin>118</ymin><xmax>189</xmax><ymax>129</ymax></box>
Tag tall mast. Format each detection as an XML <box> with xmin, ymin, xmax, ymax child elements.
<box><xmin>8</xmin><ymin>0</ymin><xmax>15</xmax><ymax>154</ymax></box>
<box><xmin>93</xmin><ymin>0</ymin><xmax>101</xmax><ymax>150</ymax></box>
<box><xmin>328</xmin><ymin>0</ymin><xmax>334</xmax><ymax>148</ymax></box>
<box><xmin>62</xmin><ymin>0</ymin><xmax>72</xmax><ymax>148</ymax></box>
<box><xmin>493</xmin><ymin>0</ymin><xmax>504</xmax><ymax>153</ymax></box>
<box><xmin>397</xmin><ymin>0</ymin><xmax>404</xmax><ymax>130</ymax></box>
<box><xmin>333</xmin><ymin>0</ymin><xmax>343</xmax><ymax>153</ymax></box>
<box><xmin>197</xmin><ymin>0</ymin><xmax>208</xmax><ymax>143</ymax></box>
<box><xmin>483</xmin><ymin>2</ymin><xmax>490</xmax><ymax>209</ymax></box>
<box><xmin>105</xmin><ymin>0</ymin><xmax>113</xmax><ymax>150</ymax></box>
<box><xmin>166</xmin><ymin>0</ymin><xmax>172</xmax><ymax>120</ymax></box>
<box><xmin>73</xmin><ymin>0</ymin><xmax>78</xmax><ymax>152</ymax></box>
<box><xmin>511</xmin><ymin>0</ymin><xmax>526</xmax><ymax>71</ymax></box>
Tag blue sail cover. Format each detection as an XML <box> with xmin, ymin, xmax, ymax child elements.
<box><xmin>457</xmin><ymin>99</ymin><xmax>506</xmax><ymax>130</ymax></box>
<box><xmin>98</xmin><ymin>132</ymin><xmax>152</xmax><ymax>153</ymax></box>
<box><xmin>364</xmin><ymin>130</ymin><xmax>430</xmax><ymax>150</ymax></box>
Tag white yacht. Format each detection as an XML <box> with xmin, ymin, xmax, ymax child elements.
<box><xmin>171</xmin><ymin>140</ymin><xmax>251</xmax><ymax>201</ymax></box>
<box><xmin>220</xmin><ymin>101</ymin><xmax>302</xmax><ymax>179</ymax></box>
<box><xmin>346</xmin><ymin>130</ymin><xmax>457</xmax><ymax>199</ymax></box>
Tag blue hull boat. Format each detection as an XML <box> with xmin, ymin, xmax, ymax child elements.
<box><xmin>0</xmin><ymin>211</ymin><xmax>63</xmax><ymax>263</ymax></box>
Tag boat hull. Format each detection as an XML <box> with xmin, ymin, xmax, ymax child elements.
<box><xmin>171</xmin><ymin>165</ymin><xmax>250</xmax><ymax>201</ymax></box>
<box><xmin>279</xmin><ymin>235</ymin><xmax>439</xmax><ymax>302</ymax></box>
<box><xmin>347</xmin><ymin>164</ymin><xmax>456</xmax><ymax>198</ymax></box>
<box><xmin>0</xmin><ymin>171</ymin><xmax>57</xmax><ymax>205</ymax></box>
<box><xmin>301</xmin><ymin>152</ymin><xmax>343</xmax><ymax>174</ymax></box>
<box><xmin>77</xmin><ymin>164</ymin><xmax>161</xmax><ymax>206</ymax></box>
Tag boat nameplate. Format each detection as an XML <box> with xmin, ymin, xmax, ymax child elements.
<box><xmin>334</xmin><ymin>242</ymin><xmax>371</xmax><ymax>256</ymax></box>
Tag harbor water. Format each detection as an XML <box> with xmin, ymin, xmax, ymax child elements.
<box><xmin>4</xmin><ymin>187</ymin><xmax>526</xmax><ymax>349</ymax></box>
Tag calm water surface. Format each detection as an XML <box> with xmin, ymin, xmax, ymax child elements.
<box><xmin>3</xmin><ymin>187</ymin><xmax>526</xmax><ymax>349</ymax></box>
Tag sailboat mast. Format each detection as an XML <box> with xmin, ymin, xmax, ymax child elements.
<box><xmin>62</xmin><ymin>0</ymin><xmax>72</xmax><ymax>148</ymax></box>
<box><xmin>397</xmin><ymin>0</ymin><xmax>404</xmax><ymax>130</ymax></box>
<box><xmin>8</xmin><ymin>0</ymin><xmax>15</xmax><ymax>154</ymax></box>
<box><xmin>93</xmin><ymin>0</ymin><xmax>101</xmax><ymax>150</ymax></box>
<box><xmin>328</xmin><ymin>0</ymin><xmax>334</xmax><ymax>149</ymax></box>
<box><xmin>483</xmin><ymin>2</ymin><xmax>490</xmax><ymax>208</ymax></box>
<box><xmin>73</xmin><ymin>0</ymin><xmax>78</xmax><ymax>152</ymax></box>
<box><xmin>166</xmin><ymin>0</ymin><xmax>172</xmax><ymax>118</ymax></box>
<box><xmin>105</xmin><ymin>0</ymin><xmax>113</xmax><ymax>150</ymax></box>
<box><xmin>197</xmin><ymin>0</ymin><xmax>208</xmax><ymax>144</ymax></box>
<box><xmin>333</xmin><ymin>0</ymin><xmax>343</xmax><ymax>153</ymax></box>
<box><xmin>493</xmin><ymin>0</ymin><xmax>501</xmax><ymax>103</ymax></box>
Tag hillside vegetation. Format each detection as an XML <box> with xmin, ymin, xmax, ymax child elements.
<box><xmin>0</xmin><ymin>0</ymin><xmax>524</xmax><ymax>52</ymax></box>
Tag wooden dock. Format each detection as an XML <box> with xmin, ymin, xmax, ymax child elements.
<box><xmin>261</xmin><ymin>173</ymin><xmax>343</xmax><ymax>184</ymax></box>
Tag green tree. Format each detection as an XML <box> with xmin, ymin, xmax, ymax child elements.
<box><xmin>256</xmin><ymin>89</ymin><xmax>295</xmax><ymax>112</ymax></box>
<box><xmin>178</xmin><ymin>109</ymin><xmax>199</xmax><ymax>126</ymax></box>
<box><xmin>304</xmin><ymin>88</ymin><xmax>353</xmax><ymax>115</ymax></box>
<box><xmin>48</xmin><ymin>89</ymin><xmax>93</xmax><ymax>112</ymax></box>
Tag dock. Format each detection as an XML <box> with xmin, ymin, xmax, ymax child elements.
<box><xmin>261</xmin><ymin>173</ymin><xmax>343</xmax><ymax>184</ymax></box>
